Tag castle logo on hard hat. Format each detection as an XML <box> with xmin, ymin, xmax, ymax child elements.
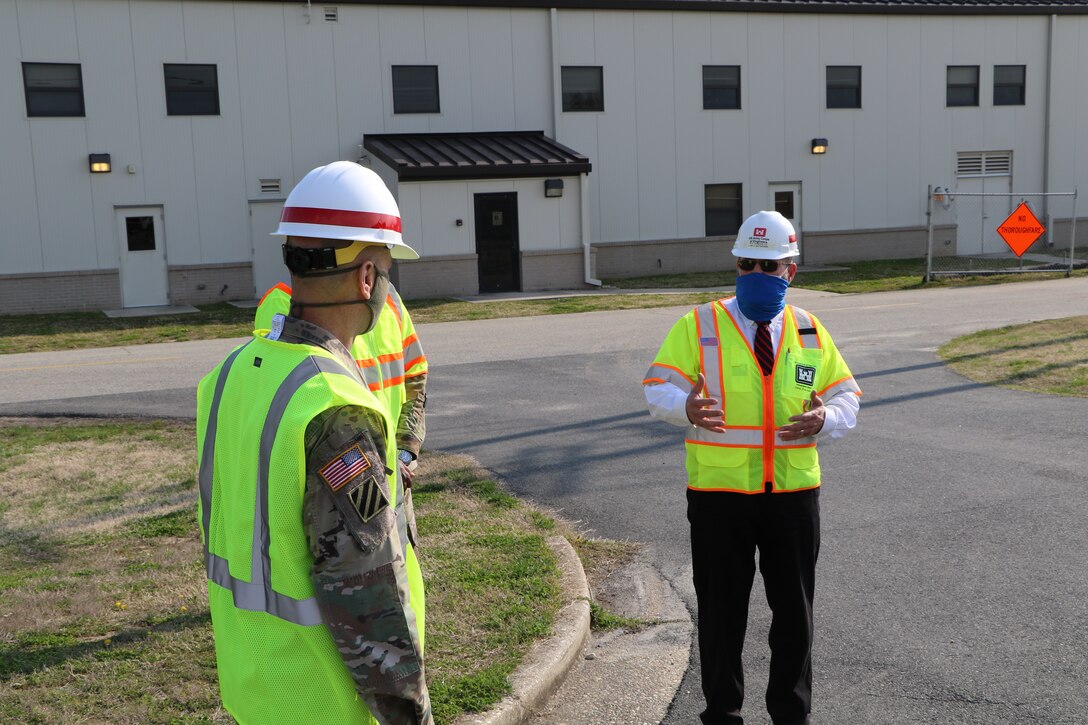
<box><xmin>754</xmin><ymin>227</ymin><xmax>767</xmax><ymax>237</ymax></box>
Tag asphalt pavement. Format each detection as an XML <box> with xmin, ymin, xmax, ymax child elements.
<box><xmin>2</xmin><ymin>278</ymin><xmax>1088</xmax><ymax>724</ymax></box>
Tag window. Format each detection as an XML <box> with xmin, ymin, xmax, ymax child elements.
<box><xmin>22</xmin><ymin>63</ymin><xmax>85</xmax><ymax>117</ymax></box>
<box><xmin>392</xmin><ymin>66</ymin><xmax>440</xmax><ymax>114</ymax></box>
<box><xmin>705</xmin><ymin>184</ymin><xmax>743</xmax><ymax>237</ymax></box>
<box><xmin>947</xmin><ymin>66</ymin><xmax>979</xmax><ymax>107</ymax></box>
<box><xmin>164</xmin><ymin>64</ymin><xmax>220</xmax><ymax>115</ymax></box>
<box><xmin>994</xmin><ymin>65</ymin><xmax>1025</xmax><ymax>106</ymax></box>
<box><xmin>561</xmin><ymin>66</ymin><xmax>604</xmax><ymax>112</ymax></box>
<box><xmin>826</xmin><ymin>66</ymin><xmax>861</xmax><ymax>109</ymax></box>
<box><xmin>703</xmin><ymin>66</ymin><xmax>740</xmax><ymax>110</ymax></box>
<box><xmin>774</xmin><ymin>191</ymin><xmax>795</xmax><ymax>221</ymax></box>
<box><xmin>125</xmin><ymin>216</ymin><xmax>156</xmax><ymax>252</ymax></box>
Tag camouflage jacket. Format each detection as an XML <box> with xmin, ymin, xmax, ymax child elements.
<box><xmin>278</xmin><ymin>317</ymin><xmax>433</xmax><ymax>725</ymax></box>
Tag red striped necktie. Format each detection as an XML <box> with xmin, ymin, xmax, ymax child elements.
<box><xmin>755</xmin><ymin>321</ymin><xmax>774</xmax><ymax>376</ymax></box>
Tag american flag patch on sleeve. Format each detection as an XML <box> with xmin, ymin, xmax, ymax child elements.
<box><xmin>319</xmin><ymin>444</ymin><xmax>372</xmax><ymax>491</ymax></box>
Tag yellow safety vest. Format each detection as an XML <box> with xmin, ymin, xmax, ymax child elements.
<box><xmin>197</xmin><ymin>333</ymin><xmax>421</xmax><ymax>724</ymax></box>
<box><xmin>644</xmin><ymin>300</ymin><xmax>860</xmax><ymax>493</ymax></box>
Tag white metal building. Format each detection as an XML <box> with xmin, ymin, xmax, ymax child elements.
<box><xmin>2</xmin><ymin>0</ymin><xmax>1087</xmax><ymax>313</ymax></box>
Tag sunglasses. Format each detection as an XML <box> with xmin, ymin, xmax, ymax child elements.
<box><xmin>736</xmin><ymin>258</ymin><xmax>790</xmax><ymax>273</ymax></box>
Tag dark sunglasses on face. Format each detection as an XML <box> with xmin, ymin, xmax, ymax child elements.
<box><xmin>737</xmin><ymin>258</ymin><xmax>790</xmax><ymax>273</ymax></box>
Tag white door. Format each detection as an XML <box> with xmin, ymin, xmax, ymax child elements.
<box><xmin>250</xmin><ymin>200</ymin><xmax>288</xmax><ymax>298</ymax></box>
<box><xmin>954</xmin><ymin>176</ymin><xmax>1012</xmax><ymax>255</ymax></box>
<box><xmin>116</xmin><ymin>207</ymin><xmax>168</xmax><ymax>307</ymax></box>
<box><xmin>769</xmin><ymin>183</ymin><xmax>802</xmax><ymax>262</ymax></box>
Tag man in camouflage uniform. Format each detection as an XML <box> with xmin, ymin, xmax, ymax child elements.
<box><xmin>197</xmin><ymin>161</ymin><xmax>430</xmax><ymax>725</ymax></box>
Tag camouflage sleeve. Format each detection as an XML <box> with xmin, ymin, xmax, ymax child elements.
<box><xmin>397</xmin><ymin>371</ymin><xmax>427</xmax><ymax>457</ymax></box>
<box><xmin>303</xmin><ymin>405</ymin><xmax>433</xmax><ymax>725</ymax></box>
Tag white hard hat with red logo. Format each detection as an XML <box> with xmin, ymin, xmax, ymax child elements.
<box><xmin>273</xmin><ymin>160</ymin><xmax>419</xmax><ymax>260</ymax></box>
<box><xmin>731</xmin><ymin>210</ymin><xmax>798</xmax><ymax>260</ymax></box>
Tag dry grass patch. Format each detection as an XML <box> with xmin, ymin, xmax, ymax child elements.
<box><xmin>938</xmin><ymin>315</ymin><xmax>1088</xmax><ymax>396</ymax></box>
<box><xmin>1</xmin><ymin>422</ymin><xmax>564</xmax><ymax>725</ymax></box>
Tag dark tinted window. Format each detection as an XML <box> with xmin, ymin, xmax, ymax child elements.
<box><xmin>826</xmin><ymin>66</ymin><xmax>861</xmax><ymax>109</ymax></box>
<box><xmin>994</xmin><ymin>65</ymin><xmax>1025</xmax><ymax>106</ymax></box>
<box><xmin>23</xmin><ymin>63</ymin><xmax>85</xmax><ymax>117</ymax></box>
<box><xmin>703</xmin><ymin>66</ymin><xmax>740</xmax><ymax>110</ymax></box>
<box><xmin>164</xmin><ymin>64</ymin><xmax>220</xmax><ymax>115</ymax></box>
<box><xmin>561</xmin><ymin>67</ymin><xmax>604</xmax><ymax>112</ymax></box>
<box><xmin>125</xmin><ymin>217</ymin><xmax>156</xmax><ymax>252</ymax></box>
<box><xmin>705</xmin><ymin>184</ymin><xmax>743</xmax><ymax>237</ymax></box>
<box><xmin>392</xmin><ymin>66</ymin><xmax>440</xmax><ymax>114</ymax></box>
<box><xmin>947</xmin><ymin>65</ymin><xmax>979</xmax><ymax>107</ymax></box>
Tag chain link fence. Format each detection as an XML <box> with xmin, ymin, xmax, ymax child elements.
<box><xmin>925</xmin><ymin>187</ymin><xmax>1079</xmax><ymax>282</ymax></box>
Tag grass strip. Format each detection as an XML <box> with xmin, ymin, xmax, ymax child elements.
<box><xmin>938</xmin><ymin>315</ymin><xmax>1088</xmax><ymax>397</ymax></box>
<box><xmin>0</xmin><ymin>420</ymin><xmax>562</xmax><ymax>725</ymax></box>
<box><xmin>3</xmin><ymin>259</ymin><xmax>1084</xmax><ymax>355</ymax></box>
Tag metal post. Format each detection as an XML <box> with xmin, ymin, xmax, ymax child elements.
<box><xmin>1070</xmin><ymin>188</ymin><xmax>1079</xmax><ymax>277</ymax></box>
<box><xmin>925</xmin><ymin>184</ymin><xmax>934</xmax><ymax>283</ymax></box>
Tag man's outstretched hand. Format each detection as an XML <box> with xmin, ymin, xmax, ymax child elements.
<box><xmin>686</xmin><ymin>373</ymin><xmax>726</xmax><ymax>432</ymax></box>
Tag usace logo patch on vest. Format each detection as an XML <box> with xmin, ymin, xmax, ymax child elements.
<box><xmin>795</xmin><ymin>364</ymin><xmax>816</xmax><ymax>387</ymax></box>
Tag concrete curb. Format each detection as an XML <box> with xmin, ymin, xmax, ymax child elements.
<box><xmin>455</xmin><ymin>535</ymin><xmax>591</xmax><ymax>725</ymax></box>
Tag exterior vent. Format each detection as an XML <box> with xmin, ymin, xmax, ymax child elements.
<box><xmin>956</xmin><ymin>151</ymin><xmax>1011</xmax><ymax>178</ymax></box>
<box><xmin>259</xmin><ymin>178</ymin><xmax>281</xmax><ymax>194</ymax></box>
<box><xmin>324</xmin><ymin>7</ymin><xmax>338</xmax><ymax>22</ymax></box>
<box><xmin>984</xmin><ymin>152</ymin><xmax>1012</xmax><ymax>176</ymax></box>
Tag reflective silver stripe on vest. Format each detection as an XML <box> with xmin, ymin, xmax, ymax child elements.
<box><xmin>200</xmin><ymin>351</ymin><xmax>361</xmax><ymax>626</ymax></box>
<box><xmin>695</xmin><ymin>302</ymin><xmax>725</xmax><ymax>402</ymax></box>
<box><xmin>642</xmin><ymin>364</ymin><xmax>695</xmax><ymax>393</ymax></box>
<box><xmin>820</xmin><ymin>376</ymin><xmax>862</xmax><ymax>398</ymax></box>
<box><xmin>403</xmin><ymin>338</ymin><xmax>425</xmax><ymax>371</ymax></box>
<box><xmin>199</xmin><ymin>342</ymin><xmax>250</xmax><ymax>546</ymax></box>
<box><xmin>791</xmin><ymin>307</ymin><xmax>820</xmax><ymax>349</ymax></box>
<box><xmin>688</xmin><ymin>427</ymin><xmax>762</xmax><ymax>447</ymax></box>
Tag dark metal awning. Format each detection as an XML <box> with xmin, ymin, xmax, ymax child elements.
<box><xmin>363</xmin><ymin>131</ymin><xmax>591</xmax><ymax>181</ymax></box>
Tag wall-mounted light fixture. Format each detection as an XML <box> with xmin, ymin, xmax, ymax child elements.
<box><xmin>89</xmin><ymin>153</ymin><xmax>112</xmax><ymax>173</ymax></box>
<box><xmin>544</xmin><ymin>178</ymin><xmax>564</xmax><ymax>198</ymax></box>
<box><xmin>810</xmin><ymin>138</ymin><xmax>828</xmax><ymax>155</ymax></box>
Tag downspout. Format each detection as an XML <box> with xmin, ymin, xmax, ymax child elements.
<box><xmin>551</xmin><ymin>7</ymin><xmax>600</xmax><ymax>287</ymax></box>
<box><xmin>1043</xmin><ymin>14</ymin><xmax>1055</xmax><ymax>242</ymax></box>
<box><xmin>582</xmin><ymin>171</ymin><xmax>601</xmax><ymax>286</ymax></box>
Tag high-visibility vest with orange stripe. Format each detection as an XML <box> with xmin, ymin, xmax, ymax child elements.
<box><xmin>643</xmin><ymin>300</ymin><xmax>861</xmax><ymax>493</ymax></box>
<box><xmin>255</xmin><ymin>284</ymin><xmax>428</xmax><ymax>428</ymax></box>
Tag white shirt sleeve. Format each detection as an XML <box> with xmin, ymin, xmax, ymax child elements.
<box><xmin>644</xmin><ymin>382</ymin><xmax>694</xmax><ymax>429</ymax></box>
<box><xmin>819</xmin><ymin>391</ymin><xmax>859</xmax><ymax>440</ymax></box>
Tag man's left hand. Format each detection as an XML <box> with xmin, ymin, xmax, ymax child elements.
<box><xmin>399</xmin><ymin>460</ymin><xmax>415</xmax><ymax>488</ymax></box>
<box><xmin>779</xmin><ymin>391</ymin><xmax>826</xmax><ymax>440</ymax></box>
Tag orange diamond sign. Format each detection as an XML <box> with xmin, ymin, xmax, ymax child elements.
<box><xmin>996</xmin><ymin>202</ymin><xmax>1046</xmax><ymax>257</ymax></box>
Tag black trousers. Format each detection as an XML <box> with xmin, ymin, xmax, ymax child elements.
<box><xmin>687</xmin><ymin>487</ymin><xmax>820</xmax><ymax>725</ymax></box>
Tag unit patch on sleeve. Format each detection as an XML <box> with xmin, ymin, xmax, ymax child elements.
<box><xmin>319</xmin><ymin>443</ymin><xmax>372</xmax><ymax>491</ymax></box>
<box><xmin>347</xmin><ymin>475</ymin><xmax>389</xmax><ymax>523</ymax></box>
<box><xmin>795</xmin><ymin>364</ymin><xmax>816</xmax><ymax>387</ymax></box>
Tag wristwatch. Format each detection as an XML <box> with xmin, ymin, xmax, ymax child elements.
<box><xmin>397</xmin><ymin>449</ymin><xmax>416</xmax><ymax>465</ymax></box>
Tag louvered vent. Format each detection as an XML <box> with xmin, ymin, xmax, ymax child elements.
<box><xmin>957</xmin><ymin>151</ymin><xmax>1011</xmax><ymax>178</ymax></box>
<box><xmin>324</xmin><ymin>7</ymin><xmax>338</xmax><ymax>22</ymax></box>
<box><xmin>985</xmin><ymin>152</ymin><xmax>1011</xmax><ymax>176</ymax></box>
<box><xmin>259</xmin><ymin>178</ymin><xmax>281</xmax><ymax>194</ymax></box>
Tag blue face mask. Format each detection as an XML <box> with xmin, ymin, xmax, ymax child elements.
<box><xmin>735</xmin><ymin>271</ymin><xmax>790</xmax><ymax>322</ymax></box>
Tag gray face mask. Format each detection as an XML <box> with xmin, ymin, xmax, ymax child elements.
<box><xmin>360</xmin><ymin>268</ymin><xmax>390</xmax><ymax>335</ymax></box>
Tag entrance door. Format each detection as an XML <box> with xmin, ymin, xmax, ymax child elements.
<box><xmin>250</xmin><ymin>200</ymin><xmax>288</xmax><ymax>297</ymax></box>
<box><xmin>474</xmin><ymin>192</ymin><xmax>520</xmax><ymax>293</ymax></box>
<box><xmin>769</xmin><ymin>182</ymin><xmax>802</xmax><ymax>262</ymax></box>
<box><xmin>116</xmin><ymin>207</ymin><xmax>168</xmax><ymax>307</ymax></box>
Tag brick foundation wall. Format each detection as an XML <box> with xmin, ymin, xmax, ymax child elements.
<box><xmin>593</xmin><ymin>237</ymin><xmax>733</xmax><ymax>279</ymax></box>
<box><xmin>395</xmin><ymin>254</ymin><xmax>479</xmax><ymax>299</ymax></box>
<box><xmin>0</xmin><ymin>269</ymin><xmax>122</xmax><ymax>315</ymax></box>
<box><xmin>168</xmin><ymin>263</ymin><xmax>254</xmax><ymax>305</ymax></box>
<box><xmin>520</xmin><ymin>249</ymin><xmax>593</xmax><ymax>291</ymax></box>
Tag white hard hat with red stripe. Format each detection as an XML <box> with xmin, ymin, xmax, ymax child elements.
<box><xmin>273</xmin><ymin>161</ymin><xmax>419</xmax><ymax>260</ymax></box>
<box><xmin>731</xmin><ymin>210</ymin><xmax>798</xmax><ymax>260</ymax></box>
